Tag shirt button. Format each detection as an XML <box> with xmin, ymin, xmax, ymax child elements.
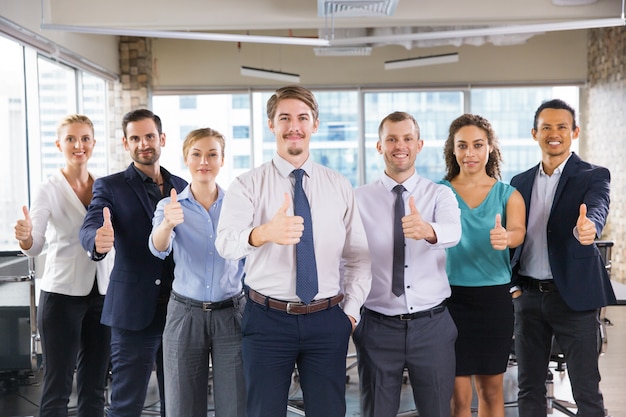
<box><xmin>155</xmin><ymin>279</ymin><xmax>161</xmax><ymax>285</ymax></box>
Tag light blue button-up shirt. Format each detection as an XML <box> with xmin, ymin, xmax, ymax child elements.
<box><xmin>149</xmin><ymin>184</ymin><xmax>244</xmax><ymax>302</ymax></box>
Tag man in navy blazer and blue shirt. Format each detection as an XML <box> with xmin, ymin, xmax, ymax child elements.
<box><xmin>510</xmin><ymin>99</ymin><xmax>616</xmax><ymax>417</ymax></box>
<box><xmin>80</xmin><ymin>109</ymin><xmax>187</xmax><ymax>417</ymax></box>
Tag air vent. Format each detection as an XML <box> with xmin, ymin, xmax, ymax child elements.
<box><xmin>318</xmin><ymin>0</ymin><xmax>399</xmax><ymax>18</ymax></box>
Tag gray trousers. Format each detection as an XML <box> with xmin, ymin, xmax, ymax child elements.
<box><xmin>163</xmin><ymin>293</ymin><xmax>246</xmax><ymax>417</ymax></box>
<box><xmin>353</xmin><ymin>306</ymin><xmax>457</xmax><ymax>417</ymax></box>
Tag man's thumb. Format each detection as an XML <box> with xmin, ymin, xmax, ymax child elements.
<box><xmin>103</xmin><ymin>207</ymin><xmax>112</xmax><ymax>228</ymax></box>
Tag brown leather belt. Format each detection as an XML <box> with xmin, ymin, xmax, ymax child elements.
<box><xmin>247</xmin><ymin>288</ymin><xmax>343</xmax><ymax>315</ymax></box>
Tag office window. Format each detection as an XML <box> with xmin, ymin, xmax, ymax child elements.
<box><xmin>37</xmin><ymin>58</ymin><xmax>78</xmax><ymax>182</ymax></box>
<box><xmin>232</xmin><ymin>125</ymin><xmax>249</xmax><ymax>139</ymax></box>
<box><xmin>179</xmin><ymin>96</ymin><xmax>197</xmax><ymax>109</ymax></box>
<box><xmin>0</xmin><ymin>33</ymin><xmax>111</xmax><ymax>251</ymax></box>
<box><xmin>155</xmin><ymin>86</ymin><xmax>580</xmax><ymax>189</ymax></box>
<box><xmin>470</xmin><ymin>86</ymin><xmax>579</xmax><ymax>182</ymax></box>
<box><xmin>154</xmin><ymin>94</ymin><xmax>253</xmax><ymax>186</ymax></box>
<box><xmin>363</xmin><ymin>91</ymin><xmax>464</xmax><ymax>183</ymax></box>
<box><xmin>80</xmin><ymin>72</ymin><xmax>108</xmax><ymax>176</ymax></box>
<box><xmin>233</xmin><ymin>155</ymin><xmax>250</xmax><ymax>169</ymax></box>
<box><xmin>0</xmin><ymin>37</ymin><xmax>28</xmax><ymax>251</ymax></box>
<box><xmin>232</xmin><ymin>94</ymin><xmax>249</xmax><ymax>109</ymax></box>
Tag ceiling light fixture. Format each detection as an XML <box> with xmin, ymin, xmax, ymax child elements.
<box><xmin>384</xmin><ymin>53</ymin><xmax>459</xmax><ymax>70</ymax></box>
<box><xmin>313</xmin><ymin>46</ymin><xmax>372</xmax><ymax>56</ymax></box>
<box><xmin>240</xmin><ymin>66</ymin><xmax>301</xmax><ymax>83</ymax></box>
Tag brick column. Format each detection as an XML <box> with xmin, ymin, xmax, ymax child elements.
<box><xmin>585</xmin><ymin>26</ymin><xmax>626</xmax><ymax>282</ymax></box>
<box><xmin>107</xmin><ymin>36</ymin><xmax>153</xmax><ymax>173</ymax></box>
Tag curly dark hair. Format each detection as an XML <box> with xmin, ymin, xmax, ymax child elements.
<box><xmin>443</xmin><ymin>114</ymin><xmax>502</xmax><ymax>181</ymax></box>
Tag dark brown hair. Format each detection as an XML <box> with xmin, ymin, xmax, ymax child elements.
<box><xmin>443</xmin><ymin>113</ymin><xmax>502</xmax><ymax>181</ymax></box>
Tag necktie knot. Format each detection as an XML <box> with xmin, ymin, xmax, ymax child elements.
<box><xmin>293</xmin><ymin>169</ymin><xmax>305</xmax><ymax>182</ymax></box>
<box><xmin>393</xmin><ymin>184</ymin><xmax>405</xmax><ymax>195</ymax></box>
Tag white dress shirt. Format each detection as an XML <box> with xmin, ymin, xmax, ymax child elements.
<box><xmin>519</xmin><ymin>154</ymin><xmax>571</xmax><ymax>280</ymax></box>
<box><xmin>22</xmin><ymin>170</ymin><xmax>114</xmax><ymax>295</ymax></box>
<box><xmin>215</xmin><ymin>154</ymin><xmax>371</xmax><ymax>321</ymax></box>
<box><xmin>356</xmin><ymin>172</ymin><xmax>461</xmax><ymax>315</ymax></box>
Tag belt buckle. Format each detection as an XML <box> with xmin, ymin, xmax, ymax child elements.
<box><xmin>398</xmin><ymin>314</ymin><xmax>412</xmax><ymax>321</ymax></box>
<box><xmin>202</xmin><ymin>302</ymin><xmax>213</xmax><ymax>311</ymax></box>
<box><xmin>286</xmin><ymin>302</ymin><xmax>304</xmax><ymax>315</ymax></box>
<box><xmin>538</xmin><ymin>282</ymin><xmax>551</xmax><ymax>292</ymax></box>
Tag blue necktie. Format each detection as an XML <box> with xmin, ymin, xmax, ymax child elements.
<box><xmin>293</xmin><ymin>169</ymin><xmax>318</xmax><ymax>304</ymax></box>
<box><xmin>392</xmin><ymin>184</ymin><xmax>406</xmax><ymax>297</ymax></box>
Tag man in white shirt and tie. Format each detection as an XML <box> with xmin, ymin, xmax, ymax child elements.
<box><xmin>216</xmin><ymin>85</ymin><xmax>371</xmax><ymax>417</ymax></box>
<box><xmin>355</xmin><ymin>111</ymin><xmax>461</xmax><ymax>417</ymax></box>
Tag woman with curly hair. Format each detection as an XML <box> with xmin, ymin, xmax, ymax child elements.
<box><xmin>441</xmin><ymin>114</ymin><xmax>526</xmax><ymax>417</ymax></box>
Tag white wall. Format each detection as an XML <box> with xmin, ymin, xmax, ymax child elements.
<box><xmin>0</xmin><ymin>0</ymin><xmax>118</xmax><ymax>76</ymax></box>
<box><xmin>152</xmin><ymin>30</ymin><xmax>588</xmax><ymax>89</ymax></box>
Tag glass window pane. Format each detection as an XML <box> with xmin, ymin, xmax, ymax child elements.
<box><xmin>37</xmin><ymin>57</ymin><xmax>77</xmax><ymax>183</ymax></box>
<box><xmin>251</xmin><ymin>90</ymin><xmax>360</xmax><ymax>186</ymax></box>
<box><xmin>470</xmin><ymin>86</ymin><xmax>579</xmax><ymax>182</ymax></box>
<box><xmin>153</xmin><ymin>94</ymin><xmax>253</xmax><ymax>189</ymax></box>
<box><xmin>363</xmin><ymin>91</ymin><xmax>464</xmax><ymax>183</ymax></box>
<box><xmin>0</xmin><ymin>37</ymin><xmax>28</xmax><ymax>251</ymax></box>
<box><xmin>80</xmin><ymin>72</ymin><xmax>108</xmax><ymax>176</ymax></box>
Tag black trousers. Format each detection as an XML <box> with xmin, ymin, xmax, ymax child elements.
<box><xmin>38</xmin><ymin>285</ymin><xmax>110</xmax><ymax>417</ymax></box>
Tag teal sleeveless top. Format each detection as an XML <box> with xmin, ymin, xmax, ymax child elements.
<box><xmin>440</xmin><ymin>180</ymin><xmax>515</xmax><ymax>287</ymax></box>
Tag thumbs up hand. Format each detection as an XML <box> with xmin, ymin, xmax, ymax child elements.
<box><xmin>163</xmin><ymin>189</ymin><xmax>184</xmax><ymax>229</ymax></box>
<box><xmin>95</xmin><ymin>207</ymin><xmax>115</xmax><ymax>254</ymax></box>
<box><xmin>250</xmin><ymin>193</ymin><xmax>304</xmax><ymax>247</ymax></box>
<box><xmin>15</xmin><ymin>206</ymin><xmax>32</xmax><ymax>241</ymax></box>
<box><xmin>490</xmin><ymin>213</ymin><xmax>508</xmax><ymax>250</ymax></box>
<box><xmin>15</xmin><ymin>206</ymin><xmax>33</xmax><ymax>249</ymax></box>
<box><xmin>402</xmin><ymin>197</ymin><xmax>437</xmax><ymax>243</ymax></box>
<box><xmin>270</xmin><ymin>193</ymin><xmax>304</xmax><ymax>245</ymax></box>
<box><xmin>576</xmin><ymin>203</ymin><xmax>596</xmax><ymax>245</ymax></box>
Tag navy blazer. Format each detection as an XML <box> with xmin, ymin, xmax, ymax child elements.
<box><xmin>510</xmin><ymin>153</ymin><xmax>615</xmax><ymax>311</ymax></box>
<box><xmin>80</xmin><ymin>164</ymin><xmax>187</xmax><ymax>331</ymax></box>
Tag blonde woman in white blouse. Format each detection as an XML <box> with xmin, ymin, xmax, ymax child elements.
<box><xmin>14</xmin><ymin>115</ymin><xmax>113</xmax><ymax>417</ymax></box>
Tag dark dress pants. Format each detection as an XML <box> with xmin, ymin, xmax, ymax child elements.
<box><xmin>241</xmin><ymin>300</ymin><xmax>352</xmax><ymax>417</ymax></box>
<box><xmin>513</xmin><ymin>290</ymin><xmax>605</xmax><ymax>417</ymax></box>
<box><xmin>107</xmin><ymin>302</ymin><xmax>167</xmax><ymax>417</ymax></box>
<box><xmin>38</xmin><ymin>287</ymin><xmax>110</xmax><ymax>417</ymax></box>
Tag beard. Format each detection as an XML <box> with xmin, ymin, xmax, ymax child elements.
<box><xmin>132</xmin><ymin>148</ymin><xmax>160</xmax><ymax>165</ymax></box>
<box><xmin>287</xmin><ymin>147</ymin><xmax>304</xmax><ymax>156</ymax></box>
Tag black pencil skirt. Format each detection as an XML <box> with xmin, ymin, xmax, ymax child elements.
<box><xmin>447</xmin><ymin>283</ymin><xmax>514</xmax><ymax>376</ymax></box>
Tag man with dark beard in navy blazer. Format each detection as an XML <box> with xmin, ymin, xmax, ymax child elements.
<box><xmin>80</xmin><ymin>109</ymin><xmax>187</xmax><ymax>417</ymax></box>
<box><xmin>510</xmin><ymin>99</ymin><xmax>616</xmax><ymax>417</ymax></box>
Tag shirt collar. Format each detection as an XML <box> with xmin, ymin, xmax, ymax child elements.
<box><xmin>177</xmin><ymin>183</ymin><xmax>224</xmax><ymax>203</ymax></box>
<box><xmin>272</xmin><ymin>153</ymin><xmax>314</xmax><ymax>178</ymax></box>
<box><xmin>538</xmin><ymin>152</ymin><xmax>572</xmax><ymax>178</ymax></box>
<box><xmin>381</xmin><ymin>171</ymin><xmax>419</xmax><ymax>193</ymax></box>
<box><xmin>133</xmin><ymin>164</ymin><xmax>166</xmax><ymax>184</ymax></box>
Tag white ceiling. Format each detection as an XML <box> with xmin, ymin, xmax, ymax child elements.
<box><xmin>41</xmin><ymin>0</ymin><xmax>624</xmax><ymax>49</ymax></box>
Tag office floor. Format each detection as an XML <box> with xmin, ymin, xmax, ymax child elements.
<box><xmin>1</xmin><ymin>305</ymin><xmax>625</xmax><ymax>417</ymax></box>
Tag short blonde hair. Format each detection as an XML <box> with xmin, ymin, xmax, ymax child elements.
<box><xmin>56</xmin><ymin>114</ymin><xmax>94</xmax><ymax>139</ymax></box>
<box><xmin>182</xmin><ymin>128</ymin><xmax>226</xmax><ymax>159</ymax></box>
